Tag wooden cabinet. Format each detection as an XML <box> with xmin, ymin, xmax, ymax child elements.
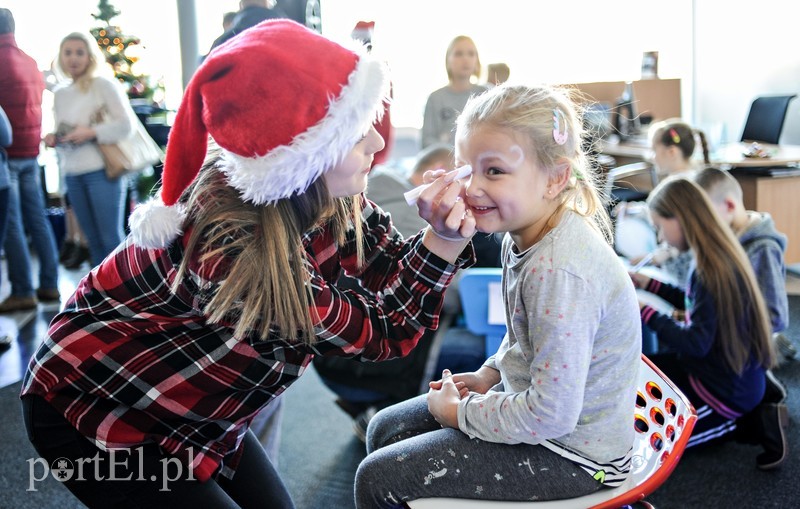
<box><xmin>732</xmin><ymin>171</ymin><xmax>800</xmax><ymax>264</ymax></box>
<box><xmin>566</xmin><ymin>79</ymin><xmax>682</xmax><ymax>122</ymax></box>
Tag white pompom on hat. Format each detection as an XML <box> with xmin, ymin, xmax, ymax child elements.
<box><xmin>129</xmin><ymin>19</ymin><xmax>390</xmax><ymax>249</ymax></box>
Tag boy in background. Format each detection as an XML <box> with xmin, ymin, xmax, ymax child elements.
<box><xmin>694</xmin><ymin>167</ymin><xmax>795</xmax><ymax>366</ymax></box>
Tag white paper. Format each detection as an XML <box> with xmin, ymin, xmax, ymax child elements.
<box><xmin>487</xmin><ymin>281</ymin><xmax>504</xmax><ymax>325</ymax></box>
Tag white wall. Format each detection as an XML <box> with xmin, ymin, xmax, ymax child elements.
<box><xmin>322</xmin><ymin>0</ymin><xmax>694</xmax><ymax>128</ymax></box>
<box><xmin>6</xmin><ymin>1</ymin><xmax>797</xmax><ymax>144</ymax></box>
<box><xmin>693</xmin><ymin>0</ymin><xmax>800</xmax><ymax>146</ymax></box>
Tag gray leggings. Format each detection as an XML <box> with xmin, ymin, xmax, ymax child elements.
<box><xmin>354</xmin><ymin>394</ymin><xmax>602</xmax><ymax>509</ymax></box>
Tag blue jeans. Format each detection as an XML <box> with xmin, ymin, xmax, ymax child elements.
<box><xmin>4</xmin><ymin>158</ymin><xmax>59</xmax><ymax>297</ymax></box>
<box><xmin>320</xmin><ymin>378</ymin><xmax>388</xmax><ymax>404</ymax></box>
<box><xmin>434</xmin><ymin>327</ymin><xmax>486</xmax><ymax>376</ymax></box>
<box><xmin>65</xmin><ymin>169</ymin><xmax>125</xmax><ymax>266</ymax></box>
<box><xmin>642</xmin><ymin>323</ymin><xmax>659</xmax><ymax>355</ymax></box>
<box><xmin>0</xmin><ymin>187</ymin><xmax>10</xmax><ymax>249</ymax></box>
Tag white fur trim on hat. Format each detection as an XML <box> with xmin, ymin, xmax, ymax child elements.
<box><xmin>128</xmin><ymin>198</ymin><xmax>187</xmax><ymax>249</ymax></box>
<box><xmin>220</xmin><ymin>55</ymin><xmax>390</xmax><ymax>205</ymax></box>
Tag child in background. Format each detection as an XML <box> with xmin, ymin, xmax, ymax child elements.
<box><xmin>421</xmin><ymin>35</ymin><xmax>487</xmax><ymax>149</ymax></box>
<box><xmin>22</xmin><ymin>20</ymin><xmax>477</xmax><ymax>508</ymax></box>
<box><xmin>650</xmin><ymin>120</ymin><xmax>710</xmax><ymax>180</ymax></box>
<box><xmin>312</xmin><ymin>143</ymin><xmax>458</xmax><ymax>441</ymax></box>
<box><xmin>632</xmin><ymin>176</ymin><xmax>787</xmax><ymax>470</ymax></box>
<box><xmin>617</xmin><ymin>120</ymin><xmax>711</xmax><ymax>285</ymax></box>
<box><xmin>693</xmin><ymin>167</ymin><xmax>795</xmax><ymax>363</ymax></box>
<box><xmin>485</xmin><ymin>62</ymin><xmax>510</xmax><ymax>88</ymax></box>
<box><xmin>355</xmin><ymin>85</ymin><xmax>642</xmax><ymax>507</ymax></box>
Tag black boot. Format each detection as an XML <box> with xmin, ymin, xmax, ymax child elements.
<box><xmin>763</xmin><ymin>370</ymin><xmax>788</xmax><ymax>404</ymax></box>
<box><xmin>63</xmin><ymin>244</ymin><xmax>90</xmax><ymax>270</ymax></box>
<box><xmin>733</xmin><ymin>410</ymin><xmax>760</xmax><ymax>445</ymax></box>
<box><xmin>755</xmin><ymin>402</ymin><xmax>789</xmax><ymax>470</ymax></box>
<box><xmin>58</xmin><ymin>240</ymin><xmax>77</xmax><ymax>263</ymax></box>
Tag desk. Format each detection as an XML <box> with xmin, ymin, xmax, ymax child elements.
<box><xmin>712</xmin><ymin>143</ymin><xmax>800</xmax><ymax>168</ymax></box>
<box><xmin>598</xmin><ymin>141</ymin><xmax>800</xmax><ymax>264</ymax></box>
<box><xmin>599</xmin><ymin>136</ymin><xmax>652</xmax><ymax>165</ymax></box>
<box><xmin>600</xmin><ymin>140</ymin><xmax>800</xmax><ymax>169</ymax></box>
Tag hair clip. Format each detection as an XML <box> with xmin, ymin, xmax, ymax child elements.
<box><xmin>553</xmin><ymin>108</ymin><xmax>568</xmax><ymax>145</ymax></box>
<box><xmin>669</xmin><ymin>128</ymin><xmax>681</xmax><ymax>144</ymax></box>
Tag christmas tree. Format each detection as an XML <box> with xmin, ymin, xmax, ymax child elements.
<box><xmin>89</xmin><ymin>0</ymin><xmax>163</xmax><ymax>104</ymax></box>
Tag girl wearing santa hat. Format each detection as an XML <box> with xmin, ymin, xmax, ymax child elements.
<box><xmin>21</xmin><ymin>20</ymin><xmax>475</xmax><ymax>508</ymax></box>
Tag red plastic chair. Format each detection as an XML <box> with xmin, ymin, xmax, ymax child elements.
<box><xmin>405</xmin><ymin>355</ymin><xmax>697</xmax><ymax>509</ymax></box>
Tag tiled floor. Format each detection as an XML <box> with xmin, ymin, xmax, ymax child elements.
<box><xmin>0</xmin><ymin>264</ymin><xmax>86</xmax><ymax>389</ymax></box>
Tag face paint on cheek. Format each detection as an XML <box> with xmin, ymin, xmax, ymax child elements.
<box><xmin>476</xmin><ymin>145</ymin><xmax>525</xmax><ymax>170</ymax></box>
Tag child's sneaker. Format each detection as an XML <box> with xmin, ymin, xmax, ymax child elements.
<box><xmin>774</xmin><ymin>332</ymin><xmax>798</xmax><ymax>362</ymax></box>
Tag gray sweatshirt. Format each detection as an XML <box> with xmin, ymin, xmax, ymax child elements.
<box><xmin>740</xmin><ymin>211</ymin><xmax>789</xmax><ymax>332</ymax></box>
<box><xmin>457</xmin><ymin>211</ymin><xmax>642</xmax><ymax>486</ymax></box>
<box><xmin>421</xmin><ymin>84</ymin><xmax>486</xmax><ymax>148</ymax></box>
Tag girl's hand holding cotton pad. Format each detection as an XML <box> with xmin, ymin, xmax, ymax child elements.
<box><xmin>404</xmin><ymin>165</ymin><xmax>472</xmax><ymax>206</ymax></box>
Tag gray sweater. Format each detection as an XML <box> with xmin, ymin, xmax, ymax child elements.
<box><xmin>457</xmin><ymin>211</ymin><xmax>642</xmax><ymax>486</ymax></box>
<box><xmin>740</xmin><ymin>211</ymin><xmax>789</xmax><ymax>332</ymax></box>
<box><xmin>421</xmin><ymin>84</ymin><xmax>486</xmax><ymax>148</ymax></box>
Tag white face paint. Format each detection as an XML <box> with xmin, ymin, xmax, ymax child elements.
<box><xmin>458</xmin><ymin>126</ymin><xmax>558</xmax><ymax>250</ymax></box>
<box><xmin>475</xmin><ymin>145</ymin><xmax>525</xmax><ymax>170</ymax></box>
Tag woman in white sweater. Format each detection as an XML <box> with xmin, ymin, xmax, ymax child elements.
<box><xmin>44</xmin><ymin>31</ymin><xmax>133</xmax><ymax>266</ymax></box>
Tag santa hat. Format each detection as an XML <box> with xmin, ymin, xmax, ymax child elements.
<box><xmin>129</xmin><ymin>19</ymin><xmax>390</xmax><ymax>249</ymax></box>
<box><xmin>351</xmin><ymin>21</ymin><xmax>375</xmax><ymax>49</ymax></box>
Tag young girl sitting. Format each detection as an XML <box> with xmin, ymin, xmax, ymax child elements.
<box><xmin>632</xmin><ymin>176</ymin><xmax>786</xmax><ymax>470</ymax></box>
<box><xmin>355</xmin><ymin>84</ymin><xmax>642</xmax><ymax>507</ymax></box>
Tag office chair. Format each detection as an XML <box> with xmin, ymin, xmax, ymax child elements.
<box><xmin>604</xmin><ymin>162</ymin><xmax>660</xmax><ymax>258</ymax></box>
<box><xmin>604</xmin><ymin>161</ymin><xmax>659</xmax><ymax>206</ymax></box>
<box><xmin>740</xmin><ymin>94</ymin><xmax>797</xmax><ymax>144</ymax></box>
<box><xmin>456</xmin><ymin>267</ymin><xmax>506</xmax><ymax>358</ymax></box>
<box><xmin>405</xmin><ymin>355</ymin><xmax>698</xmax><ymax>509</ymax></box>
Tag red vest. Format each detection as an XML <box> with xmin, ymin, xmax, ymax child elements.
<box><xmin>0</xmin><ymin>33</ymin><xmax>45</xmax><ymax>159</ymax></box>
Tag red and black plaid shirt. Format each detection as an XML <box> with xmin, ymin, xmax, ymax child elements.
<box><xmin>22</xmin><ymin>201</ymin><xmax>473</xmax><ymax>481</ymax></box>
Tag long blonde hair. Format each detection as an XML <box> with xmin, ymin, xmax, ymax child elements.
<box><xmin>56</xmin><ymin>32</ymin><xmax>108</xmax><ymax>92</ymax></box>
<box><xmin>456</xmin><ymin>84</ymin><xmax>612</xmax><ymax>241</ymax></box>
<box><xmin>173</xmin><ymin>149</ymin><xmax>363</xmax><ymax>344</ymax></box>
<box><xmin>445</xmin><ymin>35</ymin><xmax>481</xmax><ymax>81</ymax></box>
<box><xmin>647</xmin><ymin>176</ymin><xmax>775</xmax><ymax>373</ymax></box>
